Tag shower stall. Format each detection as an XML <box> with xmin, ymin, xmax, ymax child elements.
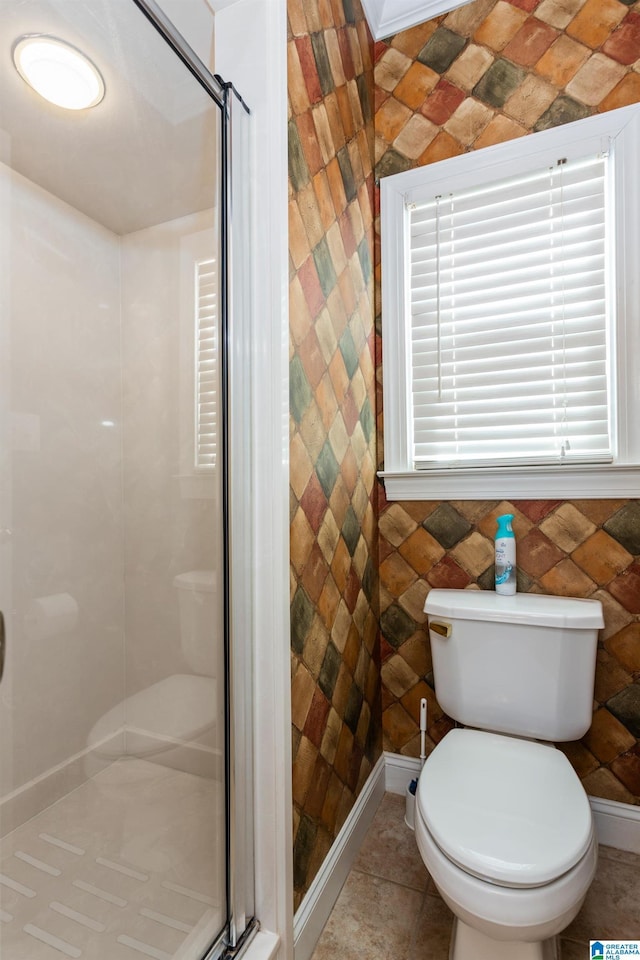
<box><xmin>0</xmin><ymin>1</ymin><xmax>256</xmax><ymax>957</ymax></box>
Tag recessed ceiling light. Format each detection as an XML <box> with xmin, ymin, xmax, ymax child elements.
<box><xmin>12</xmin><ymin>35</ymin><xmax>105</xmax><ymax>111</ymax></box>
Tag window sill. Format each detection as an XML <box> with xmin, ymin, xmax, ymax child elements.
<box><xmin>379</xmin><ymin>464</ymin><xmax>640</xmax><ymax>501</ymax></box>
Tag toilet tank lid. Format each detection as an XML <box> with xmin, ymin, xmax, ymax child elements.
<box><xmin>424</xmin><ymin>589</ymin><xmax>604</xmax><ymax>628</ymax></box>
<box><xmin>173</xmin><ymin>570</ymin><xmax>215</xmax><ymax>593</ymax></box>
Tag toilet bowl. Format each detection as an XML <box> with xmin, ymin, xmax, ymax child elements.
<box><xmin>418</xmin><ymin>818</ymin><xmax>596</xmax><ymax>959</ymax></box>
<box><xmin>414</xmin><ymin>728</ymin><xmax>598</xmax><ymax>960</ymax></box>
<box><xmin>419</xmin><ymin>589</ymin><xmax>604</xmax><ymax>960</ymax></box>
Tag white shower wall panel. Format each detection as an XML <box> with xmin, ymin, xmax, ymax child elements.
<box><xmin>1</xmin><ymin>170</ymin><xmax>220</xmax><ymax>820</ymax></box>
<box><xmin>3</xmin><ymin>162</ymin><xmax>126</xmax><ymax>797</ymax></box>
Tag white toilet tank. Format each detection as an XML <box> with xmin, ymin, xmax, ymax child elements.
<box><xmin>173</xmin><ymin>570</ymin><xmax>217</xmax><ymax>677</ymax></box>
<box><xmin>424</xmin><ymin>589</ymin><xmax>604</xmax><ymax>741</ymax></box>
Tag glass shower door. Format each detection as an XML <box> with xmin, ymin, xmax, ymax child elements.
<box><xmin>0</xmin><ymin>2</ymin><xmax>240</xmax><ymax>957</ymax></box>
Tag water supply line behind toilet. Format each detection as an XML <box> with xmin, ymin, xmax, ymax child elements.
<box><xmin>405</xmin><ymin>697</ymin><xmax>427</xmax><ymax>830</ymax></box>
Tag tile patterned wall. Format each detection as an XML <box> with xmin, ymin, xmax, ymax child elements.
<box><xmin>374</xmin><ymin>0</ymin><xmax>640</xmax><ymax>174</ymax></box>
<box><xmin>374</xmin><ymin>0</ymin><xmax>640</xmax><ymax>804</ymax></box>
<box><xmin>288</xmin><ymin>0</ymin><xmax>379</xmax><ymax>907</ymax></box>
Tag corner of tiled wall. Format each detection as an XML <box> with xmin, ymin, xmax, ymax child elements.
<box><xmin>373</xmin><ymin>0</ymin><xmax>640</xmax><ymax>805</ymax></box>
<box><xmin>288</xmin><ymin>0</ymin><xmax>380</xmax><ymax>907</ymax></box>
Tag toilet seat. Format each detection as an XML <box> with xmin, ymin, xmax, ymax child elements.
<box><xmin>416</xmin><ymin>729</ymin><xmax>593</xmax><ymax>888</ymax></box>
<box><xmin>415</xmin><ymin>801</ymin><xmax>598</xmax><ymax>943</ymax></box>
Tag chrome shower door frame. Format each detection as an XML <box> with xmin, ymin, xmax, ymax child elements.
<box><xmin>129</xmin><ymin>3</ymin><xmax>256</xmax><ymax>958</ymax></box>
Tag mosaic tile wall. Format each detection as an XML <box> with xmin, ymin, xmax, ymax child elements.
<box><xmin>374</xmin><ymin>0</ymin><xmax>640</xmax><ymax>804</ymax></box>
<box><xmin>288</xmin><ymin>0</ymin><xmax>379</xmax><ymax>907</ymax></box>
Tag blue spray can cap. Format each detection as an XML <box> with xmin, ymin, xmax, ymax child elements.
<box><xmin>495</xmin><ymin>514</ymin><xmax>515</xmax><ymax>538</ymax></box>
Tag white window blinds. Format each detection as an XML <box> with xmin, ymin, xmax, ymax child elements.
<box><xmin>409</xmin><ymin>153</ymin><xmax>612</xmax><ymax>469</ymax></box>
<box><xmin>195</xmin><ymin>256</ymin><xmax>218</xmax><ymax>469</ymax></box>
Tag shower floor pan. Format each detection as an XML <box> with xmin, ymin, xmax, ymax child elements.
<box><xmin>0</xmin><ymin>758</ymin><xmax>223</xmax><ymax>959</ymax></box>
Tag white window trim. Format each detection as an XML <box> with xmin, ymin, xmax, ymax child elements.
<box><xmin>360</xmin><ymin>0</ymin><xmax>470</xmax><ymax>41</ymax></box>
<box><xmin>380</xmin><ymin>103</ymin><xmax>640</xmax><ymax>500</ymax></box>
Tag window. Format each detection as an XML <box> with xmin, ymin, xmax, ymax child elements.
<box><xmin>410</xmin><ymin>156</ymin><xmax>609</xmax><ymax>466</ymax></box>
<box><xmin>380</xmin><ymin>104</ymin><xmax>640</xmax><ymax>500</ymax></box>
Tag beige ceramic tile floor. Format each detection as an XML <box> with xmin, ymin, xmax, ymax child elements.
<box><xmin>311</xmin><ymin>793</ymin><xmax>640</xmax><ymax>960</ymax></box>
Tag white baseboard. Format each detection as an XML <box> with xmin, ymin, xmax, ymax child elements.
<box><xmin>590</xmin><ymin>796</ymin><xmax>640</xmax><ymax>854</ymax></box>
<box><xmin>384</xmin><ymin>752</ymin><xmax>640</xmax><ymax>854</ymax></box>
<box><xmin>293</xmin><ymin>754</ymin><xmax>386</xmax><ymax>960</ymax></box>
<box><xmin>384</xmin><ymin>751</ymin><xmax>421</xmax><ymax>795</ymax></box>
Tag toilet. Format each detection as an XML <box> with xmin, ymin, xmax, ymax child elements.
<box><xmin>416</xmin><ymin>588</ymin><xmax>604</xmax><ymax>960</ymax></box>
<box><xmin>87</xmin><ymin>570</ymin><xmax>220</xmax><ymax>767</ymax></box>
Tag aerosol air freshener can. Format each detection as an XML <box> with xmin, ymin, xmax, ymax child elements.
<box><xmin>495</xmin><ymin>513</ymin><xmax>516</xmax><ymax>596</ymax></box>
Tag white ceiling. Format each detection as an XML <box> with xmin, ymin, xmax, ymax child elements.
<box><xmin>0</xmin><ymin>0</ymin><xmax>219</xmax><ymax>235</ymax></box>
<box><xmin>360</xmin><ymin>0</ymin><xmax>472</xmax><ymax>40</ymax></box>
